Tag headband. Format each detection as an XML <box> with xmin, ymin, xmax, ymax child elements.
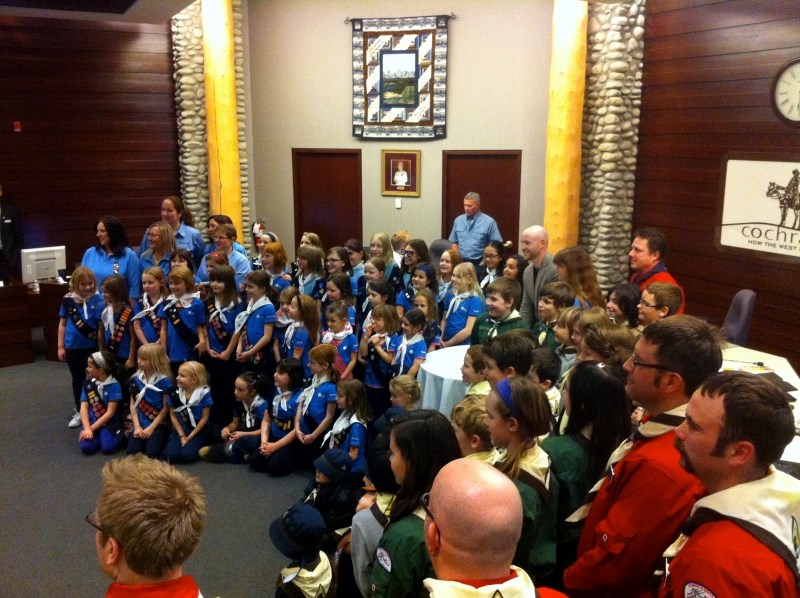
<box><xmin>91</xmin><ymin>352</ymin><xmax>109</xmax><ymax>371</ymax></box>
<box><xmin>496</xmin><ymin>377</ymin><xmax>514</xmax><ymax>413</ymax></box>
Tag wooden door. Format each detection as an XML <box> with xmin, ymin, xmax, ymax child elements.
<box><xmin>442</xmin><ymin>151</ymin><xmax>521</xmax><ymax>250</ymax></box>
<box><xmin>292</xmin><ymin>149</ymin><xmax>362</xmax><ymax>250</ymax></box>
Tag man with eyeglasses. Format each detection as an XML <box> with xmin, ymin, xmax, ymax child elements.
<box><xmin>421</xmin><ymin>458</ymin><xmax>544</xmax><ymax>597</ymax></box>
<box><xmin>448</xmin><ymin>192</ymin><xmax>503</xmax><ymax>266</ymax></box>
<box><xmin>564</xmin><ymin>315</ymin><xmax>723</xmax><ymax>597</ymax></box>
<box><xmin>88</xmin><ymin>455</ymin><xmax>206</xmax><ymax>597</ymax></box>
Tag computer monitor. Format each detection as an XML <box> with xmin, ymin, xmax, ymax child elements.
<box><xmin>21</xmin><ymin>246</ymin><xmax>67</xmax><ymax>284</ymax></box>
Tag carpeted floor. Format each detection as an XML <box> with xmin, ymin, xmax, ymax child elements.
<box><xmin>0</xmin><ymin>357</ymin><xmax>311</xmax><ymax>597</ymax></box>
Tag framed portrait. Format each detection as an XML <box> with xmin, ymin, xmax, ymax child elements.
<box><xmin>382</xmin><ymin>150</ymin><xmax>421</xmax><ymax>197</ymax></box>
<box><xmin>351</xmin><ymin>15</ymin><xmax>450</xmax><ymax>140</ymax></box>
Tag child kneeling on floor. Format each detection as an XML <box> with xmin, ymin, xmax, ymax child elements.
<box><xmin>78</xmin><ymin>350</ymin><xmax>124</xmax><ymax>455</ymax></box>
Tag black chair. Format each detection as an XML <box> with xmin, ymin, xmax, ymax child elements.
<box><xmin>721</xmin><ymin>289</ymin><xmax>756</xmax><ymax>346</ymax></box>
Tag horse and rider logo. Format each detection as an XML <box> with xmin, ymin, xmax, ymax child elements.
<box><xmin>766</xmin><ymin>168</ymin><xmax>800</xmax><ymax>229</ymax></box>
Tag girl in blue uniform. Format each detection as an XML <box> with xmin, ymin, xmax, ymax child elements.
<box><xmin>251</xmin><ymin>357</ymin><xmax>305</xmax><ymax>476</ymax></box>
<box><xmin>58</xmin><ymin>266</ymin><xmax>103</xmax><ymax>428</ymax></box>
<box><xmin>440</xmin><ymin>262</ymin><xmax>485</xmax><ymax>348</ymax></box>
<box><xmin>132</xmin><ymin>266</ymin><xmax>168</xmax><ymax>346</ymax></box>
<box><xmin>99</xmin><ymin>274</ymin><xmax>136</xmax><ymax>374</ymax></box>
<box><xmin>78</xmin><ymin>350</ymin><xmax>123</xmax><ymax>455</ymax></box>
<box><xmin>284</xmin><ymin>294</ymin><xmax>320</xmax><ymax>378</ymax></box>
<box><xmin>321</xmin><ymin>301</ymin><xmax>358</xmax><ymax>380</ymax></box>
<box><xmin>163</xmin><ymin>360</ymin><xmax>213</xmax><ymax>463</ymax></box>
<box><xmin>392</xmin><ymin>308</ymin><xmax>428</xmax><ymax>379</ymax></box>
<box><xmin>326</xmin><ymin>379</ymin><xmax>371</xmax><ymax>475</ymax></box>
<box><xmin>236</xmin><ymin>270</ymin><xmax>277</xmax><ymax>380</ymax></box>
<box><xmin>395</xmin><ymin>263</ymin><xmax>437</xmax><ymax>317</ymax></box>
<box><xmin>412</xmin><ymin>288</ymin><xmax>441</xmax><ymax>350</ymax></box>
<box><xmin>158</xmin><ymin>265</ymin><xmax>207</xmax><ymax>375</ymax></box>
<box><xmin>127</xmin><ymin>342</ymin><xmax>172</xmax><ymax>458</ymax></box>
<box><xmin>203</xmin><ymin>264</ymin><xmax>244</xmax><ymax>431</ymax></box>
<box><xmin>359</xmin><ymin>304</ymin><xmax>401</xmax><ymax>418</ymax></box>
<box><xmin>294</xmin><ymin>344</ymin><xmax>339</xmax><ymax>468</ymax></box>
<box><xmin>322</xmin><ymin>272</ymin><xmax>357</xmax><ymax>330</ymax></box>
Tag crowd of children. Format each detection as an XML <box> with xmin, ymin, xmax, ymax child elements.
<box><xmin>60</xmin><ymin>220</ymin><xmax>660</xmax><ymax>596</ymax></box>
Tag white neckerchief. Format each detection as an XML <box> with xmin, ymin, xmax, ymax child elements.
<box><xmin>567</xmin><ymin>405</ymin><xmax>687</xmax><ymax>523</ymax></box>
<box><xmin>275</xmin><ymin>309</ymin><xmax>293</xmax><ymax>328</ymax></box>
<box><xmin>298</xmin><ymin>374</ymin><xmax>329</xmax><ymax>415</ymax></box>
<box><xmin>242</xmin><ymin>394</ymin><xmax>266</xmax><ymax>429</ymax></box>
<box><xmin>321</xmin><ymin>325</ymin><xmax>352</xmax><ymax>344</ymax></box>
<box><xmin>209</xmin><ymin>296</ymin><xmax>237</xmax><ymax>324</ymax></box>
<box><xmin>131</xmin><ymin>293</ymin><xmax>164</xmax><ymax>322</ymax></box>
<box><xmin>173</xmin><ymin>385</ymin><xmax>209</xmax><ymax>428</ymax></box>
<box><xmin>437</xmin><ymin>279</ymin><xmax>452</xmax><ymax>304</ymax></box>
<box><xmin>480</xmin><ymin>269</ymin><xmax>497</xmax><ymax>288</ymax></box>
<box><xmin>94</xmin><ymin>375</ymin><xmax>118</xmax><ymax>401</ymax></box>
<box><xmin>273</xmin><ymin>389</ymin><xmax>294</xmax><ymax>417</ymax></box>
<box><xmin>487</xmin><ymin>309</ymin><xmax>521</xmax><ymax>339</ymax></box>
<box><xmin>133</xmin><ymin>371</ymin><xmax>168</xmax><ymax>407</ymax></box>
<box><xmin>284</xmin><ymin>321</ymin><xmax>303</xmax><ymax>350</ymax></box>
<box><xmin>324</xmin><ymin>410</ymin><xmax>363</xmax><ymax>447</ymax></box>
<box><xmin>101</xmin><ymin>303</ymin><xmax>124</xmax><ymax>333</ymax></box>
<box><xmin>362</xmin><ymin>310</ymin><xmax>374</xmax><ymax>331</ymax></box>
<box><xmin>394</xmin><ymin>332</ymin><xmax>424</xmax><ymax>366</ymax></box>
<box><xmin>66</xmin><ymin>291</ymin><xmax>98</xmax><ymax>319</ymax></box>
<box><xmin>234</xmin><ymin>295</ymin><xmax>272</xmax><ymax>333</ymax></box>
<box><xmin>165</xmin><ymin>291</ymin><xmax>200</xmax><ymax>309</ymax></box>
<box><xmin>369</xmin><ymin>332</ymin><xmax>391</xmax><ymax>352</ymax></box>
<box><xmin>298</xmin><ymin>272</ymin><xmax>320</xmax><ymax>295</ymax></box>
<box><xmin>361</xmin><ymin>294</ymin><xmax>371</xmax><ymax>313</ymax></box>
<box><xmin>444</xmin><ymin>291</ymin><xmax>474</xmax><ymax>320</ymax></box>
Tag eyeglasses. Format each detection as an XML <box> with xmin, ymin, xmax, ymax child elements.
<box><xmin>483</xmin><ymin>253</ymin><xmax>499</xmax><ymax>259</ymax></box>
<box><xmin>630</xmin><ymin>358</ymin><xmax>672</xmax><ymax>372</ymax></box>
<box><xmin>421</xmin><ymin>492</ymin><xmax>435</xmax><ymax>522</ymax></box>
<box><xmin>85</xmin><ymin>511</ymin><xmax>105</xmax><ymax>535</ymax></box>
<box><xmin>639</xmin><ymin>300</ymin><xmax>657</xmax><ymax>309</ymax></box>
<box><xmin>403</xmin><ymin>250</ymin><xmax>416</xmax><ymax>257</ymax></box>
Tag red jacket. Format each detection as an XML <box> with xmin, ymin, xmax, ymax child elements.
<box><xmin>659</xmin><ymin>519</ymin><xmax>797</xmax><ymax>597</ymax></box>
<box><xmin>630</xmin><ymin>265</ymin><xmax>685</xmax><ymax>314</ymax></box>
<box><xmin>563</xmin><ymin>431</ymin><xmax>704</xmax><ymax>598</ymax></box>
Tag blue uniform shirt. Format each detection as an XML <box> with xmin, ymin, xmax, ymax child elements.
<box><xmin>443</xmin><ymin>294</ymin><xmax>484</xmax><ymax>344</ymax></box>
<box><xmin>448</xmin><ymin>211</ymin><xmax>503</xmax><ymax>261</ymax></box>
<box><xmin>81</xmin><ymin>246</ymin><xmax>142</xmax><ymax>299</ymax></box>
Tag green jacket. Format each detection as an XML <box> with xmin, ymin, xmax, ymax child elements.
<box><xmin>470</xmin><ymin>310</ymin><xmax>529</xmax><ymax>345</ymax></box>
<box><xmin>370</xmin><ymin>510</ymin><xmax>433</xmax><ymax>598</ymax></box>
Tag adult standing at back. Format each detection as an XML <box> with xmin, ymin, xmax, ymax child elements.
<box><xmin>81</xmin><ymin>216</ymin><xmax>141</xmax><ymax>302</ymax></box>
<box><xmin>628</xmin><ymin>227</ymin><xmax>685</xmax><ymax>313</ymax></box>
<box><xmin>519</xmin><ymin>225</ymin><xmax>558</xmax><ymax>327</ymax></box>
<box><xmin>449</xmin><ymin>192</ymin><xmax>503</xmax><ymax>266</ymax></box>
<box><xmin>0</xmin><ymin>182</ymin><xmax>24</xmax><ymax>283</ymax></box>
<box><xmin>139</xmin><ymin>196</ymin><xmax>204</xmax><ymax>268</ymax></box>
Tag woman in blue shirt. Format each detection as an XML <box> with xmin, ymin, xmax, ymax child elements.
<box><xmin>81</xmin><ymin>215</ymin><xmax>141</xmax><ymax>303</ymax></box>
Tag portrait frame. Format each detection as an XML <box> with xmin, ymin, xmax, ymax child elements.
<box><xmin>382</xmin><ymin>150</ymin><xmax>421</xmax><ymax>197</ymax></box>
<box><xmin>351</xmin><ymin>15</ymin><xmax>449</xmax><ymax>140</ymax></box>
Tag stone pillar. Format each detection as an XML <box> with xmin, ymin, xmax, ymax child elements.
<box><xmin>580</xmin><ymin>0</ymin><xmax>647</xmax><ymax>288</ymax></box>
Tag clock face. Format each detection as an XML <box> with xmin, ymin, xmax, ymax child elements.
<box><xmin>773</xmin><ymin>60</ymin><xmax>800</xmax><ymax>124</ymax></box>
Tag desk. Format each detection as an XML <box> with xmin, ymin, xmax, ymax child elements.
<box><xmin>418</xmin><ymin>345</ymin><xmax>468</xmax><ymax>417</ymax></box>
<box><xmin>722</xmin><ymin>344</ymin><xmax>800</xmax><ymax>465</ymax></box>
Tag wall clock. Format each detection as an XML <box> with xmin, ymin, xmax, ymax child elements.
<box><xmin>772</xmin><ymin>58</ymin><xmax>800</xmax><ymax>126</ymax></box>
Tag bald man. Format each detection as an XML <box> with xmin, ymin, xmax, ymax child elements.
<box><xmin>519</xmin><ymin>226</ymin><xmax>558</xmax><ymax>326</ymax></box>
<box><xmin>422</xmin><ymin>458</ymin><xmax>538</xmax><ymax>596</ymax></box>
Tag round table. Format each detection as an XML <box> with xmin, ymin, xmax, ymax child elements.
<box><xmin>418</xmin><ymin>345</ymin><xmax>469</xmax><ymax>417</ymax></box>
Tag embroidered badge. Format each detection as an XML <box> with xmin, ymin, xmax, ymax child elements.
<box><xmin>792</xmin><ymin>515</ymin><xmax>799</xmax><ymax>558</ymax></box>
<box><xmin>376</xmin><ymin>547</ymin><xmax>392</xmax><ymax>572</ymax></box>
<box><xmin>684</xmin><ymin>582</ymin><xmax>716</xmax><ymax>598</ymax></box>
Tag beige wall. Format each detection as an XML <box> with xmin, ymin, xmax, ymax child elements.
<box><xmin>244</xmin><ymin>0</ymin><xmax>553</xmax><ymax>253</ymax></box>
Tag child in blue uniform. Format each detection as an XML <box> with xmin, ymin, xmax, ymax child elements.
<box><xmin>392</xmin><ymin>308</ymin><xmax>428</xmax><ymax>378</ymax></box>
<box><xmin>321</xmin><ymin>301</ymin><xmax>358</xmax><ymax>380</ymax></box>
<box><xmin>412</xmin><ymin>288</ymin><xmax>441</xmax><ymax>350</ymax></box>
<box><xmin>284</xmin><ymin>294</ymin><xmax>320</xmax><ymax>378</ymax></box>
<box><xmin>272</xmin><ymin>286</ymin><xmax>299</xmax><ymax>363</ymax></box>
<box><xmin>251</xmin><ymin>358</ymin><xmax>305</xmax><ymax>476</ymax></box>
<box><xmin>163</xmin><ymin>360</ymin><xmax>213</xmax><ymax>463</ymax></box>
<box><xmin>235</xmin><ymin>270</ymin><xmax>277</xmax><ymax>380</ymax></box>
<box><xmin>127</xmin><ymin>342</ymin><xmax>172</xmax><ymax>458</ymax></box>
<box><xmin>440</xmin><ymin>262</ymin><xmax>484</xmax><ymax>348</ymax></box>
<box><xmin>99</xmin><ymin>274</ymin><xmax>136</xmax><ymax>376</ymax></box>
<box><xmin>359</xmin><ymin>303</ymin><xmax>401</xmax><ymax>418</ymax></box>
<box><xmin>78</xmin><ymin>350</ymin><xmax>123</xmax><ymax>455</ymax></box>
<box><xmin>294</xmin><ymin>344</ymin><xmax>339</xmax><ymax>468</ymax></box>
<box><xmin>132</xmin><ymin>266</ymin><xmax>168</xmax><ymax>346</ymax></box>
<box><xmin>326</xmin><ymin>379</ymin><xmax>370</xmax><ymax>475</ymax></box>
<box><xmin>395</xmin><ymin>264</ymin><xmax>438</xmax><ymax>317</ymax></box>
<box><xmin>158</xmin><ymin>265</ymin><xmax>207</xmax><ymax>375</ymax></box>
<box><xmin>58</xmin><ymin>266</ymin><xmax>103</xmax><ymax>428</ymax></box>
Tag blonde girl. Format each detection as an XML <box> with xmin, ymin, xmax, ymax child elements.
<box><xmin>388</xmin><ymin>374</ymin><xmax>420</xmax><ymax>411</ymax></box>
<box><xmin>327</xmin><ymin>379</ymin><xmax>371</xmax><ymax>474</ymax></box>
<box><xmin>436</xmin><ymin>248</ymin><xmax>461</xmax><ymax>314</ymax></box>
<box><xmin>360</xmin><ymin>303</ymin><xmax>401</xmax><ymax>418</ymax></box>
<box><xmin>369</xmin><ymin>232</ymin><xmax>402</xmax><ymax>291</ymax></box>
<box><xmin>412</xmin><ymin>288</ymin><xmax>441</xmax><ymax>349</ymax></box>
<box><xmin>78</xmin><ymin>350</ymin><xmax>123</xmax><ymax>455</ymax></box>
<box><xmin>235</xmin><ymin>270</ymin><xmax>276</xmax><ymax>380</ymax></box>
<box><xmin>58</xmin><ymin>265</ymin><xmax>103</xmax><ymax>428</ymax></box>
<box><xmin>485</xmin><ymin>375</ymin><xmax>556</xmax><ymax>579</ymax></box>
<box><xmin>157</xmin><ymin>265</ymin><xmax>207</xmax><ymax>373</ymax></box>
<box><xmin>163</xmin><ymin>360</ymin><xmax>212</xmax><ymax>463</ymax></box>
<box><xmin>127</xmin><ymin>343</ymin><xmax>172</xmax><ymax>458</ymax></box>
<box><xmin>132</xmin><ymin>266</ymin><xmax>168</xmax><ymax>346</ymax></box>
<box><xmin>284</xmin><ymin>293</ymin><xmax>320</xmax><ymax>378</ymax></box>
<box><xmin>294</xmin><ymin>344</ymin><xmax>340</xmax><ymax>466</ymax></box>
<box><xmin>440</xmin><ymin>262</ymin><xmax>485</xmax><ymax>348</ymax></box>
<box><xmin>295</xmin><ymin>244</ymin><xmax>326</xmax><ymax>300</ymax></box>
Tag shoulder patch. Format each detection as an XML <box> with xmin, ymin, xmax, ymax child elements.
<box><xmin>684</xmin><ymin>582</ymin><xmax>716</xmax><ymax>598</ymax></box>
<box><xmin>376</xmin><ymin>546</ymin><xmax>392</xmax><ymax>572</ymax></box>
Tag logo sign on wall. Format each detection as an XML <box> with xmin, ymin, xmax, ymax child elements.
<box><xmin>718</xmin><ymin>156</ymin><xmax>800</xmax><ymax>261</ymax></box>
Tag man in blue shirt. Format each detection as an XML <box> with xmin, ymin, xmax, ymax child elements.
<box><xmin>448</xmin><ymin>192</ymin><xmax>503</xmax><ymax>266</ymax></box>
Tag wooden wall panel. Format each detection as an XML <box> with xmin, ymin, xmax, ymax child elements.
<box><xmin>0</xmin><ymin>16</ymin><xmax>180</xmax><ymax>267</ymax></box>
<box><xmin>635</xmin><ymin>1</ymin><xmax>800</xmax><ymax>368</ymax></box>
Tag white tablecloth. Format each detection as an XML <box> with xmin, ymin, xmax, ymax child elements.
<box><xmin>418</xmin><ymin>345</ymin><xmax>469</xmax><ymax>417</ymax></box>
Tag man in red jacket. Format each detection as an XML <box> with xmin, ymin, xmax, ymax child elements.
<box><xmin>563</xmin><ymin>316</ymin><xmax>723</xmax><ymax>597</ymax></box>
<box><xmin>658</xmin><ymin>371</ymin><xmax>799</xmax><ymax>597</ymax></box>
<box><xmin>628</xmin><ymin>227</ymin><xmax>685</xmax><ymax>313</ymax></box>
